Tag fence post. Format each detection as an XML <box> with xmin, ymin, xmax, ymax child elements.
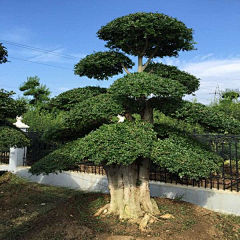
<box><xmin>8</xmin><ymin>116</ymin><xmax>29</xmax><ymax>172</ymax></box>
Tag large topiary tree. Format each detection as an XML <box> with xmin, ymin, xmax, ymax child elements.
<box><xmin>30</xmin><ymin>13</ymin><xmax>222</xmax><ymax>226</ymax></box>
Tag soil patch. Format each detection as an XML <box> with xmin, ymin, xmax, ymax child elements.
<box><xmin>0</xmin><ymin>172</ymin><xmax>240</xmax><ymax>240</ymax></box>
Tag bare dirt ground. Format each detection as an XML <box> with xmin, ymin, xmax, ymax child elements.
<box><xmin>0</xmin><ymin>172</ymin><xmax>240</xmax><ymax>240</ymax></box>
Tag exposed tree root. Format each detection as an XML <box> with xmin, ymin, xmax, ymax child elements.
<box><xmin>94</xmin><ymin>202</ymin><xmax>163</xmax><ymax>232</ymax></box>
<box><xmin>94</xmin><ymin>203</ymin><xmax>110</xmax><ymax>217</ymax></box>
<box><xmin>94</xmin><ymin>160</ymin><xmax>162</xmax><ymax>231</ymax></box>
<box><xmin>139</xmin><ymin>214</ymin><xmax>150</xmax><ymax>231</ymax></box>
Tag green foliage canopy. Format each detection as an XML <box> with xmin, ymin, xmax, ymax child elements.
<box><xmin>152</xmin><ymin>134</ymin><xmax>222</xmax><ymax>179</ymax></box>
<box><xmin>0</xmin><ymin>125</ymin><xmax>30</xmax><ymax>151</ymax></box>
<box><xmin>221</xmin><ymin>89</ymin><xmax>240</xmax><ymax>101</ymax></box>
<box><xmin>0</xmin><ymin>89</ymin><xmax>29</xmax><ymax>150</ymax></box>
<box><xmin>0</xmin><ymin>89</ymin><xmax>26</xmax><ymax>122</ymax></box>
<box><xmin>30</xmin><ymin>121</ymin><xmax>221</xmax><ymax>179</ymax></box>
<box><xmin>74</xmin><ymin>51</ymin><xmax>134</xmax><ymax>80</ymax></box>
<box><xmin>30</xmin><ymin>13</ymin><xmax>224</xmax><ymax>182</ymax></box>
<box><xmin>29</xmin><ymin>121</ymin><xmax>157</xmax><ymax>175</ymax></box>
<box><xmin>0</xmin><ymin>43</ymin><xmax>8</xmax><ymax>64</ymax></box>
<box><xmin>109</xmin><ymin>72</ymin><xmax>187</xmax><ymax>99</ymax></box>
<box><xmin>97</xmin><ymin>12</ymin><xmax>195</xmax><ymax>58</ymax></box>
<box><xmin>145</xmin><ymin>63</ymin><xmax>200</xmax><ymax>94</ymax></box>
<box><xmin>46</xmin><ymin>86</ymin><xmax>107</xmax><ymax>112</ymax></box>
<box><xmin>43</xmin><ymin>93</ymin><xmax>124</xmax><ymax>142</ymax></box>
<box><xmin>173</xmin><ymin>101</ymin><xmax>240</xmax><ymax>134</ymax></box>
<box><xmin>19</xmin><ymin>76</ymin><xmax>51</xmax><ymax>105</ymax></box>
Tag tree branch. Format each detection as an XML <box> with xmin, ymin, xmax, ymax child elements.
<box><xmin>142</xmin><ymin>47</ymin><xmax>158</xmax><ymax>72</ymax></box>
<box><xmin>121</xmin><ymin>63</ymin><xmax>131</xmax><ymax>74</ymax></box>
<box><xmin>138</xmin><ymin>56</ymin><xmax>143</xmax><ymax>72</ymax></box>
<box><xmin>141</xmin><ymin>38</ymin><xmax>149</xmax><ymax>56</ymax></box>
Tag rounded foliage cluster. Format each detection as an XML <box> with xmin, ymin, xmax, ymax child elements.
<box><xmin>221</xmin><ymin>91</ymin><xmax>240</xmax><ymax>100</ymax></box>
<box><xmin>71</xmin><ymin>121</ymin><xmax>157</xmax><ymax>165</ymax></box>
<box><xmin>97</xmin><ymin>12</ymin><xmax>195</xmax><ymax>58</ymax></box>
<box><xmin>109</xmin><ymin>72</ymin><xmax>187</xmax><ymax>99</ymax></box>
<box><xmin>29</xmin><ymin>140</ymin><xmax>80</xmax><ymax>175</ymax></box>
<box><xmin>65</xmin><ymin>93</ymin><xmax>124</xmax><ymax>131</ymax></box>
<box><xmin>30</xmin><ymin>119</ymin><xmax>222</xmax><ymax>179</ymax></box>
<box><xmin>0</xmin><ymin>126</ymin><xmax>30</xmax><ymax>151</ymax></box>
<box><xmin>145</xmin><ymin>63</ymin><xmax>199</xmax><ymax>94</ymax></box>
<box><xmin>174</xmin><ymin>101</ymin><xmax>240</xmax><ymax>134</ymax></box>
<box><xmin>43</xmin><ymin>94</ymin><xmax>124</xmax><ymax>143</ymax></box>
<box><xmin>30</xmin><ymin>121</ymin><xmax>157</xmax><ymax>175</ymax></box>
<box><xmin>0</xmin><ymin>89</ymin><xmax>26</xmax><ymax>122</ymax></box>
<box><xmin>152</xmin><ymin>133</ymin><xmax>222</xmax><ymax>179</ymax></box>
<box><xmin>46</xmin><ymin>86</ymin><xmax>107</xmax><ymax>112</ymax></box>
<box><xmin>74</xmin><ymin>51</ymin><xmax>134</xmax><ymax>80</ymax></box>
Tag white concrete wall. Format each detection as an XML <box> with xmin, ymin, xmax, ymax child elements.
<box><xmin>149</xmin><ymin>181</ymin><xmax>240</xmax><ymax>216</ymax></box>
<box><xmin>8</xmin><ymin>148</ymin><xmax>25</xmax><ymax>172</ymax></box>
<box><xmin>7</xmin><ymin>166</ymin><xmax>240</xmax><ymax>216</ymax></box>
<box><xmin>16</xmin><ymin>167</ymin><xmax>109</xmax><ymax>193</ymax></box>
<box><xmin>0</xmin><ymin>164</ymin><xmax>9</xmax><ymax>171</ymax></box>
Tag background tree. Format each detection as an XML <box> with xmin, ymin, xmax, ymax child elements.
<box><xmin>19</xmin><ymin>76</ymin><xmax>51</xmax><ymax>105</ymax></box>
<box><xmin>0</xmin><ymin>43</ymin><xmax>8</xmax><ymax>64</ymax></box>
<box><xmin>0</xmin><ymin>89</ymin><xmax>29</xmax><ymax>151</ymax></box>
<box><xmin>210</xmin><ymin>89</ymin><xmax>240</xmax><ymax>121</ymax></box>
<box><xmin>30</xmin><ymin>13</ymin><xmax>222</xmax><ymax>227</ymax></box>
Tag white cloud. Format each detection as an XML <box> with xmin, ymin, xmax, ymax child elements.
<box><xmin>0</xmin><ymin>27</ymin><xmax>33</xmax><ymax>43</ymax></box>
<box><xmin>183</xmin><ymin>59</ymin><xmax>240</xmax><ymax>79</ymax></box>
<box><xmin>161</xmin><ymin>54</ymin><xmax>240</xmax><ymax>105</ymax></box>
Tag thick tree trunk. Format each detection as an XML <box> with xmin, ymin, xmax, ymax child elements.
<box><xmin>99</xmin><ymin>101</ymin><xmax>158</xmax><ymax>223</ymax></box>
<box><xmin>140</xmin><ymin>101</ymin><xmax>154</xmax><ymax>124</ymax></box>
<box><xmin>104</xmin><ymin>159</ymin><xmax>159</xmax><ymax>220</ymax></box>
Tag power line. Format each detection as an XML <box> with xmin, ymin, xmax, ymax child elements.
<box><xmin>9</xmin><ymin>57</ymin><xmax>74</xmax><ymax>71</ymax></box>
<box><xmin>0</xmin><ymin>39</ymin><xmax>81</xmax><ymax>60</ymax></box>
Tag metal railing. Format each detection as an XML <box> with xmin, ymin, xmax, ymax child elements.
<box><xmin>0</xmin><ymin>151</ymin><xmax>9</xmax><ymax>165</ymax></box>
<box><xmin>22</xmin><ymin>131</ymin><xmax>240</xmax><ymax>192</ymax></box>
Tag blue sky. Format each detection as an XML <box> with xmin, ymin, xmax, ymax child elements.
<box><xmin>0</xmin><ymin>0</ymin><xmax>240</xmax><ymax>104</ymax></box>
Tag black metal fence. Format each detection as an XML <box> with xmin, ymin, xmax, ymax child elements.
<box><xmin>150</xmin><ymin>134</ymin><xmax>240</xmax><ymax>192</ymax></box>
<box><xmin>0</xmin><ymin>151</ymin><xmax>9</xmax><ymax>164</ymax></box>
<box><xmin>71</xmin><ymin>133</ymin><xmax>240</xmax><ymax>192</ymax></box>
<box><xmin>2</xmin><ymin>130</ymin><xmax>240</xmax><ymax>192</ymax></box>
<box><xmin>24</xmin><ymin>131</ymin><xmax>60</xmax><ymax>166</ymax></box>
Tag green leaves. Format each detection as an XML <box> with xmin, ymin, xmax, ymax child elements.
<box><xmin>0</xmin><ymin>126</ymin><xmax>30</xmax><ymax>151</ymax></box>
<box><xmin>0</xmin><ymin>43</ymin><xmax>8</xmax><ymax>64</ymax></box>
<box><xmin>152</xmin><ymin>133</ymin><xmax>222</xmax><ymax>179</ymax></box>
<box><xmin>72</xmin><ymin>121</ymin><xmax>157</xmax><ymax>166</ymax></box>
<box><xmin>30</xmin><ymin>121</ymin><xmax>157</xmax><ymax>175</ymax></box>
<box><xmin>30</xmin><ymin>120</ymin><xmax>222</xmax><ymax>179</ymax></box>
<box><xmin>43</xmin><ymin>93</ymin><xmax>124</xmax><ymax>143</ymax></box>
<box><xmin>19</xmin><ymin>76</ymin><xmax>51</xmax><ymax>105</ymax></box>
<box><xmin>0</xmin><ymin>89</ymin><xmax>28</xmax><ymax>151</ymax></box>
<box><xmin>0</xmin><ymin>89</ymin><xmax>26</xmax><ymax>122</ymax></box>
<box><xmin>29</xmin><ymin>140</ymin><xmax>80</xmax><ymax>175</ymax></box>
<box><xmin>97</xmin><ymin>12</ymin><xmax>195</xmax><ymax>58</ymax></box>
<box><xmin>30</xmin><ymin>12</ymin><xmax>223</xmax><ymax>182</ymax></box>
<box><xmin>173</xmin><ymin>101</ymin><xmax>240</xmax><ymax>134</ymax></box>
<box><xmin>145</xmin><ymin>63</ymin><xmax>200</xmax><ymax>94</ymax></box>
<box><xmin>74</xmin><ymin>51</ymin><xmax>134</xmax><ymax>80</ymax></box>
<box><xmin>65</xmin><ymin>94</ymin><xmax>124</xmax><ymax>132</ymax></box>
<box><xmin>109</xmin><ymin>72</ymin><xmax>187</xmax><ymax>99</ymax></box>
<box><xmin>45</xmin><ymin>86</ymin><xmax>107</xmax><ymax>112</ymax></box>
